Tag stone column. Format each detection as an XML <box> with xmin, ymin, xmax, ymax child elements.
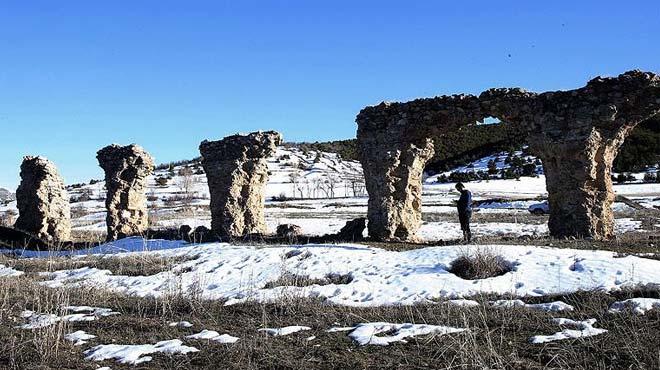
<box><xmin>356</xmin><ymin>96</ymin><xmax>483</xmax><ymax>241</ymax></box>
<box><xmin>14</xmin><ymin>156</ymin><xmax>71</xmax><ymax>242</ymax></box>
<box><xmin>97</xmin><ymin>144</ymin><xmax>155</xmax><ymax>241</ymax></box>
<box><xmin>481</xmin><ymin>70</ymin><xmax>660</xmax><ymax>239</ymax></box>
<box><xmin>199</xmin><ymin>131</ymin><xmax>282</xmax><ymax>239</ymax></box>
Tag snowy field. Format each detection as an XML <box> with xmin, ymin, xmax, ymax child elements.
<box><xmin>25</xmin><ymin>238</ymin><xmax>660</xmax><ymax>306</ymax></box>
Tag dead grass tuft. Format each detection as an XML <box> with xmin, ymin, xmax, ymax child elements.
<box><xmin>449</xmin><ymin>247</ymin><xmax>514</xmax><ymax>280</ymax></box>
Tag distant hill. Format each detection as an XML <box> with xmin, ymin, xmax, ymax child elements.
<box><xmin>0</xmin><ymin>188</ymin><xmax>15</xmax><ymax>203</ymax></box>
<box><xmin>105</xmin><ymin>115</ymin><xmax>660</xmax><ymax>185</ymax></box>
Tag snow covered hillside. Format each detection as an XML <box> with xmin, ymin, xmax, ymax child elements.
<box><xmin>0</xmin><ymin>146</ymin><xmax>658</xmax><ymax>239</ymax></box>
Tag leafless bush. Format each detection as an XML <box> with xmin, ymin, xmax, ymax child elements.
<box><xmin>449</xmin><ymin>247</ymin><xmax>514</xmax><ymax>280</ymax></box>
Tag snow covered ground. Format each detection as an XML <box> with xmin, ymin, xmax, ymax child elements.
<box><xmin>27</xmin><ymin>238</ymin><xmax>660</xmax><ymax>307</ymax></box>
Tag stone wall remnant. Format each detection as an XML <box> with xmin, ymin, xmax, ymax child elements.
<box><xmin>480</xmin><ymin>70</ymin><xmax>660</xmax><ymax>239</ymax></box>
<box><xmin>14</xmin><ymin>156</ymin><xmax>71</xmax><ymax>242</ymax></box>
<box><xmin>199</xmin><ymin>131</ymin><xmax>282</xmax><ymax>238</ymax></box>
<box><xmin>356</xmin><ymin>95</ymin><xmax>484</xmax><ymax>241</ymax></box>
<box><xmin>97</xmin><ymin>144</ymin><xmax>155</xmax><ymax>241</ymax></box>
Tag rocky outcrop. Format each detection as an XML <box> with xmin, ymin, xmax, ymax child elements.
<box><xmin>356</xmin><ymin>96</ymin><xmax>484</xmax><ymax>241</ymax></box>
<box><xmin>199</xmin><ymin>131</ymin><xmax>282</xmax><ymax>238</ymax></box>
<box><xmin>97</xmin><ymin>144</ymin><xmax>155</xmax><ymax>241</ymax></box>
<box><xmin>14</xmin><ymin>156</ymin><xmax>71</xmax><ymax>242</ymax></box>
<box><xmin>481</xmin><ymin>70</ymin><xmax>660</xmax><ymax>239</ymax></box>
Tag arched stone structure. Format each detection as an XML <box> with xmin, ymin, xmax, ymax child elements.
<box><xmin>356</xmin><ymin>95</ymin><xmax>484</xmax><ymax>241</ymax></box>
<box><xmin>14</xmin><ymin>156</ymin><xmax>71</xmax><ymax>242</ymax></box>
<box><xmin>357</xmin><ymin>70</ymin><xmax>659</xmax><ymax>242</ymax></box>
<box><xmin>199</xmin><ymin>131</ymin><xmax>282</xmax><ymax>239</ymax></box>
<box><xmin>481</xmin><ymin>70</ymin><xmax>660</xmax><ymax>240</ymax></box>
<box><xmin>97</xmin><ymin>144</ymin><xmax>155</xmax><ymax>241</ymax></box>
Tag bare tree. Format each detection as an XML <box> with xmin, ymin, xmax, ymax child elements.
<box><xmin>289</xmin><ymin>170</ymin><xmax>304</xmax><ymax>199</ymax></box>
<box><xmin>177</xmin><ymin>166</ymin><xmax>197</xmax><ymax>208</ymax></box>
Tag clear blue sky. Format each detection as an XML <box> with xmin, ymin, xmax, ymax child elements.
<box><xmin>1</xmin><ymin>1</ymin><xmax>658</xmax><ymax>190</ymax></box>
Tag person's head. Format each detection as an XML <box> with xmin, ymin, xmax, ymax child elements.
<box><xmin>455</xmin><ymin>182</ymin><xmax>465</xmax><ymax>191</ymax></box>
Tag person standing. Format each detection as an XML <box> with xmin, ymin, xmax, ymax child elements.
<box><xmin>455</xmin><ymin>182</ymin><xmax>472</xmax><ymax>243</ymax></box>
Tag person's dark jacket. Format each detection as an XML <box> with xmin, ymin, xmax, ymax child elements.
<box><xmin>457</xmin><ymin>189</ymin><xmax>472</xmax><ymax>214</ymax></box>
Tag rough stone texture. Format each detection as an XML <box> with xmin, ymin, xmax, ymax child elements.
<box><xmin>481</xmin><ymin>70</ymin><xmax>660</xmax><ymax>239</ymax></box>
<box><xmin>97</xmin><ymin>144</ymin><xmax>155</xmax><ymax>241</ymax></box>
<box><xmin>14</xmin><ymin>156</ymin><xmax>71</xmax><ymax>242</ymax></box>
<box><xmin>276</xmin><ymin>224</ymin><xmax>303</xmax><ymax>238</ymax></box>
<box><xmin>356</xmin><ymin>96</ymin><xmax>484</xmax><ymax>241</ymax></box>
<box><xmin>200</xmin><ymin>131</ymin><xmax>282</xmax><ymax>238</ymax></box>
<box><xmin>335</xmin><ymin>217</ymin><xmax>367</xmax><ymax>241</ymax></box>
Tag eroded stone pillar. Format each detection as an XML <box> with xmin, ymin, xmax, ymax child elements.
<box><xmin>97</xmin><ymin>144</ymin><xmax>155</xmax><ymax>241</ymax></box>
<box><xmin>356</xmin><ymin>96</ymin><xmax>483</xmax><ymax>241</ymax></box>
<box><xmin>199</xmin><ymin>131</ymin><xmax>282</xmax><ymax>238</ymax></box>
<box><xmin>14</xmin><ymin>156</ymin><xmax>71</xmax><ymax>242</ymax></box>
<box><xmin>481</xmin><ymin>70</ymin><xmax>660</xmax><ymax>239</ymax></box>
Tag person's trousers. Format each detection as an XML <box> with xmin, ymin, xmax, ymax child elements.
<box><xmin>458</xmin><ymin>211</ymin><xmax>472</xmax><ymax>241</ymax></box>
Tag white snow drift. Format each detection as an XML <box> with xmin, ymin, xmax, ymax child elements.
<box><xmin>347</xmin><ymin>322</ymin><xmax>466</xmax><ymax>346</ymax></box>
<box><xmin>84</xmin><ymin>339</ymin><xmax>199</xmax><ymax>365</ymax></box>
<box><xmin>530</xmin><ymin>318</ymin><xmax>607</xmax><ymax>344</ymax></box>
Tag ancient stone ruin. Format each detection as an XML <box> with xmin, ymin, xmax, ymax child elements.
<box><xmin>200</xmin><ymin>131</ymin><xmax>282</xmax><ymax>238</ymax></box>
<box><xmin>356</xmin><ymin>96</ymin><xmax>484</xmax><ymax>241</ymax></box>
<box><xmin>481</xmin><ymin>70</ymin><xmax>660</xmax><ymax>240</ymax></box>
<box><xmin>14</xmin><ymin>156</ymin><xmax>71</xmax><ymax>242</ymax></box>
<box><xmin>97</xmin><ymin>144</ymin><xmax>155</xmax><ymax>241</ymax></box>
<box><xmin>357</xmin><ymin>70</ymin><xmax>659</xmax><ymax>241</ymax></box>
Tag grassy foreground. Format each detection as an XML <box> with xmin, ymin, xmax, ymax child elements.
<box><xmin>0</xmin><ymin>251</ymin><xmax>659</xmax><ymax>370</ymax></box>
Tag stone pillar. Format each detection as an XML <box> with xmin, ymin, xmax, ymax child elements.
<box><xmin>356</xmin><ymin>96</ymin><xmax>483</xmax><ymax>241</ymax></box>
<box><xmin>481</xmin><ymin>70</ymin><xmax>660</xmax><ymax>239</ymax></box>
<box><xmin>199</xmin><ymin>131</ymin><xmax>282</xmax><ymax>238</ymax></box>
<box><xmin>97</xmin><ymin>144</ymin><xmax>155</xmax><ymax>241</ymax></box>
<box><xmin>14</xmin><ymin>156</ymin><xmax>71</xmax><ymax>242</ymax></box>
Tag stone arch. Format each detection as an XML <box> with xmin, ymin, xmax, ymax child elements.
<box><xmin>356</xmin><ymin>95</ymin><xmax>485</xmax><ymax>241</ymax></box>
<box><xmin>357</xmin><ymin>70</ymin><xmax>659</xmax><ymax>242</ymax></box>
<box><xmin>480</xmin><ymin>70</ymin><xmax>660</xmax><ymax>240</ymax></box>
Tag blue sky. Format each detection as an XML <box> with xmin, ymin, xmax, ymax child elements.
<box><xmin>1</xmin><ymin>1</ymin><xmax>658</xmax><ymax>189</ymax></box>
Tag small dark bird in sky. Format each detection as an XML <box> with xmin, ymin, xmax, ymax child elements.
<box><xmin>508</xmin><ymin>53</ymin><xmax>512</xmax><ymax>57</ymax></box>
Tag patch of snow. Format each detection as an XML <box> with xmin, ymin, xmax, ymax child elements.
<box><xmin>0</xmin><ymin>264</ymin><xmax>23</xmax><ymax>277</ymax></box>
<box><xmin>530</xmin><ymin>318</ymin><xmax>607</xmax><ymax>344</ymax></box>
<box><xmin>609</xmin><ymin>298</ymin><xmax>660</xmax><ymax>315</ymax></box>
<box><xmin>445</xmin><ymin>299</ymin><xmax>480</xmax><ymax>307</ymax></box>
<box><xmin>169</xmin><ymin>321</ymin><xmax>193</xmax><ymax>328</ymax></box>
<box><xmin>17</xmin><ymin>311</ymin><xmax>59</xmax><ymax>329</ymax></box>
<box><xmin>17</xmin><ymin>306</ymin><xmax>120</xmax><ymax>329</ymax></box>
<box><xmin>65</xmin><ymin>330</ymin><xmax>97</xmax><ymax>346</ymax></box>
<box><xmin>259</xmin><ymin>326</ymin><xmax>312</xmax><ymax>336</ymax></box>
<box><xmin>348</xmin><ymin>322</ymin><xmax>466</xmax><ymax>346</ymax></box>
<box><xmin>326</xmin><ymin>326</ymin><xmax>356</xmax><ymax>333</ymax></box>
<box><xmin>64</xmin><ymin>306</ymin><xmax>121</xmax><ymax>318</ymax></box>
<box><xmin>186</xmin><ymin>330</ymin><xmax>239</xmax><ymax>344</ymax></box>
<box><xmin>491</xmin><ymin>300</ymin><xmax>574</xmax><ymax>312</ymax></box>
<box><xmin>84</xmin><ymin>339</ymin><xmax>199</xmax><ymax>365</ymax></box>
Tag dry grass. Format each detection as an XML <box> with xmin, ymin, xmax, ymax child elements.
<box><xmin>0</xmin><ymin>253</ymin><xmax>195</xmax><ymax>278</ymax></box>
<box><xmin>263</xmin><ymin>272</ymin><xmax>353</xmax><ymax>289</ymax></box>
<box><xmin>0</xmin><ymin>270</ymin><xmax>658</xmax><ymax>369</ymax></box>
<box><xmin>448</xmin><ymin>247</ymin><xmax>514</xmax><ymax>280</ymax></box>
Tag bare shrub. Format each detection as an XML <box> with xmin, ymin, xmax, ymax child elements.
<box><xmin>449</xmin><ymin>247</ymin><xmax>513</xmax><ymax>280</ymax></box>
